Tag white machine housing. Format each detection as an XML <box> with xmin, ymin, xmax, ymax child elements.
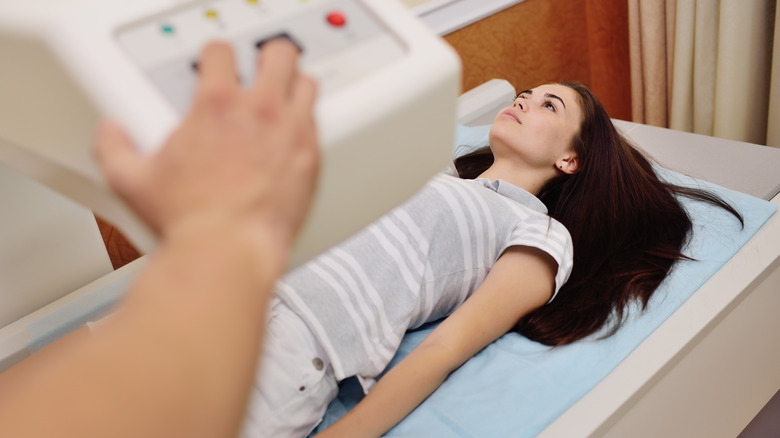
<box><xmin>0</xmin><ymin>0</ymin><xmax>461</xmax><ymax>265</ymax></box>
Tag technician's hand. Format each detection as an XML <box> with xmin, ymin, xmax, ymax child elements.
<box><xmin>94</xmin><ymin>40</ymin><xmax>319</xmax><ymax>257</ymax></box>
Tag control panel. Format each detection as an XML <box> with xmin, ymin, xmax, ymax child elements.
<box><xmin>0</xmin><ymin>0</ymin><xmax>460</xmax><ymax>266</ymax></box>
<box><xmin>117</xmin><ymin>0</ymin><xmax>405</xmax><ymax>114</ymax></box>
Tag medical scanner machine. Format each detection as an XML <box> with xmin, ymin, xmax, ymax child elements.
<box><xmin>0</xmin><ymin>0</ymin><xmax>460</xmax><ymax>361</ymax></box>
<box><xmin>0</xmin><ymin>0</ymin><xmax>461</xmax><ymax>261</ymax></box>
<box><xmin>1</xmin><ymin>0</ymin><xmax>780</xmax><ymax>435</ymax></box>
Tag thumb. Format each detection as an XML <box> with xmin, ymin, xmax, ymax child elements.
<box><xmin>93</xmin><ymin>120</ymin><xmax>146</xmax><ymax>200</ymax></box>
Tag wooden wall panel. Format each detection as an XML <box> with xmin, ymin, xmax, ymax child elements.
<box><xmin>444</xmin><ymin>0</ymin><xmax>632</xmax><ymax>120</ymax></box>
<box><xmin>95</xmin><ymin>216</ymin><xmax>141</xmax><ymax>269</ymax></box>
<box><xmin>584</xmin><ymin>0</ymin><xmax>632</xmax><ymax>120</ymax></box>
<box><xmin>444</xmin><ymin>0</ymin><xmax>591</xmax><ymax>93</ymax></box>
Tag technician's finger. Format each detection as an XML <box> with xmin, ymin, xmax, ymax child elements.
<box><xmin>194</xmin><ymin>41</ymin><xmax>239</xmax><ymax>108</ymax></box>
<box><xmin>291</xmin><ymin>73</ymin><xmax>318</xmax><ymax>112</ymax></box>
<box><xmin>253</xmin><ymin>39</ymin><xmax>300</xmax><ymax>101</ymax></box>
<box><xmin>289</xmin><ymin>74</ymin><xmax>320</xmax><ymax>167</ymax></box>
<box><xmin>93</xmin><ymin>120</ymin><xmax>146</xmax><ymax>200</ymax></box>
<box><xmin>290</xmin><ymin>74</ymin><xmax>318</xmax><ymax>142</ymax></box>
<box><xmin>197</xmin><ymin>41</ymin><xmax>238</xmax><ymax>84</ymax></box>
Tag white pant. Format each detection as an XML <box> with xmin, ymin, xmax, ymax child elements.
<box><xmin>239</xmin><ymin>298</ymin><xmax>339</xmax><ymax>438</ymax></box>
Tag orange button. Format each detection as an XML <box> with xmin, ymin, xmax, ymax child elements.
<box><xmin>326</xmin><ymin>11</ymin><xmax>346</xmax><ymax>27</ymax></box>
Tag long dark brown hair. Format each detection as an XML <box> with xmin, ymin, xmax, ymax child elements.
<box><xmin>455</xmin><ymin>82</ymin><xmax>742</xmax><ymax>346</ymax></box>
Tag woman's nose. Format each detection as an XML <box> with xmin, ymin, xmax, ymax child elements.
<box><xmin>514</xmin><ymin>98</ymin><xmax>526</xmax><ymax>111</ymax></box>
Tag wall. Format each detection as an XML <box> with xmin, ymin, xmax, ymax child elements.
<box><xmin>443</xmin><ymin>0</ymin><xmax>632</xmax><ymax>121</ymax></box>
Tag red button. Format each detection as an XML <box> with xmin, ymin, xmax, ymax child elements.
<box><xmin>326</xmin><ymin>11</ymin><xmax>346</xmax><ymax>27</ymax></box>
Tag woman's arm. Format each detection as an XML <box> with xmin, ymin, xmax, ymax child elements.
<box><xmin>0</xmin><ymin>40</ymin><xmax>319</xmax><ymax>438</ymax></box>
<box><xmin>317</xmin><ymin>245</ymin><xmax>558</xmax><ymax>438</ymax></box>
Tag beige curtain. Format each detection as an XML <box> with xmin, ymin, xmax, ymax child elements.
<box><xmin>629</xmin><ymin>0</ymin><xmax>677</xmax><ymax>127</ymax></box>
<box><xmin>668</xmin><ymin>0</ymin><xmax>777</xmax><ymax>146</ymax></box>
<box><xmin>768</xmin><ymin>3</ymin><xmax>780</xmax><ymax>147</ymax></box>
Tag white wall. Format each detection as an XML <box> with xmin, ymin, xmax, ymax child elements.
<box><xmin>402</xmin><ymin>0</ymin><xmax>525</xmax><ymax>35</ymax></box>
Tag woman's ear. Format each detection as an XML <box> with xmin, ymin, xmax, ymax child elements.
<box><xmin>556</xmin><ymin>154</ymin><xmax>579</xmax><ymax>175</ymax></box>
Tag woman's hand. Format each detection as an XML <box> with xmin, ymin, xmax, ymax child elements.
<box><xmin>94</xmin><ymin>39</ymin><xmax>319</xmax><ymax>257</ymax></box>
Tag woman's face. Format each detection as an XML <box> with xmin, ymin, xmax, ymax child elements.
<box><xmin>489</xmin><ymin>84</ymin><xmax>583</xmax><ymax>173</ymax></box>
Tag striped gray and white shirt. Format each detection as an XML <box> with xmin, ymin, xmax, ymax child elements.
<box><xmin>276</xmin><ymin>174</ymin><xmax>573</xmax><ymax>392</ymax></box>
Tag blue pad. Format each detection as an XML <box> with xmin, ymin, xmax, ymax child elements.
<box><xmin>314</xmin><ymin>124</ymin><xmax>777</xmax><ymax>436</ymax></box>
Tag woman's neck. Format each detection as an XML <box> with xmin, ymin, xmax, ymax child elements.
<box><xmin>477</xmin><ymin>161</ymin><xmax>554</xmax><ymax>196</ymax></box>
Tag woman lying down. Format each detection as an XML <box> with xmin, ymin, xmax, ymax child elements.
<box><xmin>240</xmin><ymin>82</ymin><xmax>741</xmax><ymax>437</ymax></box>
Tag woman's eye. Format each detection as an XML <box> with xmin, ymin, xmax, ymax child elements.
<box><xmin>544</xmin><ymin>101</ymin><xmax>556</xmax><ymax>111</ymax></box>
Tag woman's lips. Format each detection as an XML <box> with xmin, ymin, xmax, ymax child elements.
<box><xmin>501</xmin><ymin>110</ymin><xmax>522</xmax><ymax>124</ymax></box>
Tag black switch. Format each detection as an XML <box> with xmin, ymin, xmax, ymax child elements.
<box><xmin>255</xmin><ymin>32</ymin><xmax>303</xmax><ymax>53</ymax></box>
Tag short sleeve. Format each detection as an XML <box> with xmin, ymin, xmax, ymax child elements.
<box><xmin>501</xmin><ymin>216</ymin><xmax>573</xmax><ymax>303</ymax></box>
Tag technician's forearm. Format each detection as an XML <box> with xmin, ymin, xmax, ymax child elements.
<box><xmin>103</xmin><ymin>218</ymin><xmax>283</xmax><ymax>435</ymax></box>
<box><xmin>0</xmin><ymin>218</ymin><xmax>282</xmax><ymax>438</ymax></box>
